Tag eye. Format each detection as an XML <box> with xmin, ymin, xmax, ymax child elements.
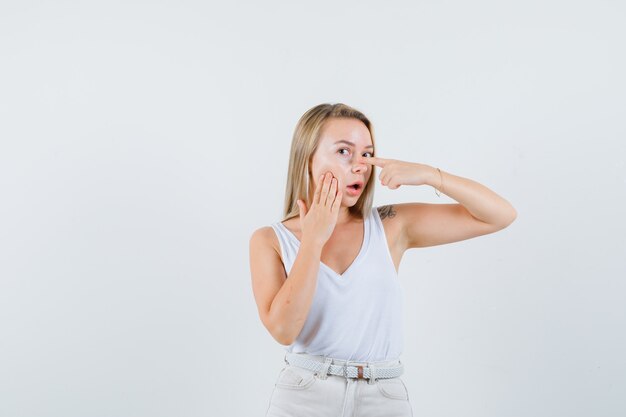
<box><xmin>338</xmin><ymin>148</ymin><xmax>374</xmax><ymax>158</ymax></box>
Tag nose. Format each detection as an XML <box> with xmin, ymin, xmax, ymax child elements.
<box><xmin>352</xmin><ymin>158</ymin><xmax>368</xmax><ymax>173</ymax></box>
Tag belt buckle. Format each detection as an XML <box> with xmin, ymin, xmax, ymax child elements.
<box><xmin>344</xmin><ymin>363</ymin><xmax>366</xmax><ymax>379</ymax></box>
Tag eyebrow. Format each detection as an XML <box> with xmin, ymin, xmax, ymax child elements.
<box><xmin>334</xmin><ymin>140</ymin><xmax>374</xmax><ymax>149</ymax></box>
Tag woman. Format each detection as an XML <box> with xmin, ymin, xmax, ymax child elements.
<box><xmin>249</xmin><ymin>103</ymin><xmax>517</xmax><ymax>417</ymax></box>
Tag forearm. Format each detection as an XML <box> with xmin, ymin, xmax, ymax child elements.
<box><xmin>427</xmin><ymin>166</ymin><xmax>517</xmax><ymax>226</ymax></box>
<box><xmin>268</xmin><ymin>239</ymin><xmax>322</xmax><ymax>345</ymax></box>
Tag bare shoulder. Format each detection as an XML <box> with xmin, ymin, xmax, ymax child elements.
<box><xmin>250</xmin><ymin>226</ymin><xmax>281</xmax><ymax>259</ymax></box>
<box><xmin>249</xmin><ymin>225</ymin><xmax>289</xmax><ymax>341</ymax></box>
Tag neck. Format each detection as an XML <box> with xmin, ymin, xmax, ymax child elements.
<box><xmin>336</xmin><ymin>207</ymin><xmax>359</xmax><ymax>225</ymax></box>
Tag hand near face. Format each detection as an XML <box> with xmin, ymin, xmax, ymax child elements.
<box><xmin>358</xmin><ymin>156</ymin><xmax>435</xmax><ymax>190</ymax></box>
<box><xmin>296</xmin><ymin>171</ymin><xmax>343</xmax><ymax>247</ymax></box>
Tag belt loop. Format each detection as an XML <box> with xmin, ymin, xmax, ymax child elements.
<box><xmin>368</xmin><ymin>363</ymin><xmax>377</xmax><ymax>385</ymax></box>
<box><xmin>316</xmin><ymin>357</ymin><xmax>333</xmax><ymax>380</ymax></box>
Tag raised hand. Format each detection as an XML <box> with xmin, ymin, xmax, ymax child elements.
<box><xmin>296</xmin><ymin>172</ymin><xmax>343</xmax><ymax>247</ymax></box>
<box><xmin>358</xmin><ymin>156</ymin><xmax>436</xmax><ymax>190</ymax></box>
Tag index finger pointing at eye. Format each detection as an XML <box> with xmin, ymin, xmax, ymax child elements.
<box><xmin>360</xmin><ymin>156</ymin><xmax>385</xmax><ymax>167</ymax></box>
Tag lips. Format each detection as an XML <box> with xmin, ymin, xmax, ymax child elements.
<box><xmin>346</xmin><ymin>180</ymin><xmax>364</xmax><ymax>190</ymax></box>
<box><xmin>345</xmin><ymin>180</ymin><xmax>364</xmax><ymax>196</ymax></box>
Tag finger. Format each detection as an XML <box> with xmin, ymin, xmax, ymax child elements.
<box><xmin>325</xmin><ymin>177</ymin><xmax>338</xmax><ymax>207</ymax></box>
<box><xmin>321</xmin><ymin>172</ymin><xmax>332</xmax><ymax>204</ymax></box>
<box><xmin>359</xmin><ymin>156</ymin><xmax>387</xmax><ymax>167</ymax></box>
<box><xmin>297</xmin><ymin>199</ymin><xmax>307</xmax><ymax>218</ymax></box>
<box><xmin>313</xmin><ymin>173</ymin><xmax>324</xmax><ymax>205</ymax></box>
<box><xmin>331</xmin><ymin>186</ymin><xmax>342</xmax><ymax>211</ymax></box>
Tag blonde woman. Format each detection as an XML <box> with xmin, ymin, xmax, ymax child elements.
<box><xmin>249</xmin><ymin>103</ymin><xmax>517</xmax><ymax>417</ymax></box>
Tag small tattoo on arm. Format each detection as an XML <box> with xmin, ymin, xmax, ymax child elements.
<box><xmin>377</xmin><ymin>205</ymin><xmax>396</xmax><ymax>220</ymax></box>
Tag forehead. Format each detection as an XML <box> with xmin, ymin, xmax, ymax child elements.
<box><xmin>318</xmin><ymin>118</ymin><xmax>373</xmax><ymax>148</ymax></box>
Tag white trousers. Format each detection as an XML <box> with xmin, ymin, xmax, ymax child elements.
<box><xmin>264</xmin><ymin>352</ymin><xmax>413</xmax><ymax>417</ymax></box>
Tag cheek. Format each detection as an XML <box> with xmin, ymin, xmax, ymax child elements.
<box><xmin>314</xmin><ymin>163</ymin><xmax>339</xmax><ymax>178</ymax></box>
<box><xmin>312</xmin><ymin>167</ymin><xmax>343</xmax><ymax>189</ymax></box>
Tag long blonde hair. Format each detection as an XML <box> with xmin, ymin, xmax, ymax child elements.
<box><xmin>281</xmin><ymin>103</ymin><xmax>377</xmax><ymax>222</ymax></box>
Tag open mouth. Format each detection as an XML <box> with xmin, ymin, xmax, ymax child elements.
<box><xmin>346</xmin><ymin>181</ymin><xmax>364</xmax><ymax>194</ymax></box>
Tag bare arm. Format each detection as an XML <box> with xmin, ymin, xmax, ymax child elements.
<box><xmin>250</xmin><ymin>228</ymin><xmax>328</xmax><ymax>345</ymax></box>
<box><xmin>268</xmin><ymin>238</ymin><xmax>324</xmax><ymax>345</ymax></box>
<box><xmin>250</xmin><ymin>171</ymin><xmax>342</xmax><ymax>345</ymax></box>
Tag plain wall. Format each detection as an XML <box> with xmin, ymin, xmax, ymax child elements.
<box><xmin>0</xmin><ymin>1</ymin><xmax>624</xmax><ymax>416</ymax></box>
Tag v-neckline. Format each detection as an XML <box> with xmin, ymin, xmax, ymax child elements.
<box><xmin>277</xmin><ymin>213</ymin><xmax>370</xmax><ymax>279</ymax></box>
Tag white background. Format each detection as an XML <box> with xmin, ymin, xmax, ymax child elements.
<box><xmin>1</xmin><ymin>1</ymin><xmax>624</xmax><ymax>416</ymax></box>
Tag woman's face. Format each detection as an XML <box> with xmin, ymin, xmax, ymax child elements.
<box><xmin>309</xmin><ymin>117</ymin><xmax>374</xmax><ymax>204</ymax></box>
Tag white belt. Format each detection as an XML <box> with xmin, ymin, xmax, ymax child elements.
<box><xmin>284</xmin><ymin>352</ymin><xmax>404</xmax><ymax>382</ymax></box>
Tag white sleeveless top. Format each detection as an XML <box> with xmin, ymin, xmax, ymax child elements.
<box><xmin>270</xmin><ymin>206</ymin><xmax>404</xmax><ymax>362</ymax></box>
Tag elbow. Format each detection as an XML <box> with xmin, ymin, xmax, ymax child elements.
<box><xmin>273</xmin><ymin>326</ymin><xmax>295</xmax><ymax>346</ymax></box>
<box><xmin>506</xmin><ymin>207</ymin><xmax>518</xmax><ymax>225</ymax></box>
<box><xmin>277</xmin><ymin>335</ymin><xmax>295</xmax><ymax>346</ymax></box>
<box><xmin>265</xmin><ymin>307</ymin><xmax>301</xmax><ymax>346</ymax></box>
<box><xmin>267</xmin><ymin>320</ymin><xmax>295</xmax><ymax>346</ymax></box>
<box><xmin>497</xmin><ymin>206</ymin><xmax>518</xmax><ymax>229</ymax></box>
